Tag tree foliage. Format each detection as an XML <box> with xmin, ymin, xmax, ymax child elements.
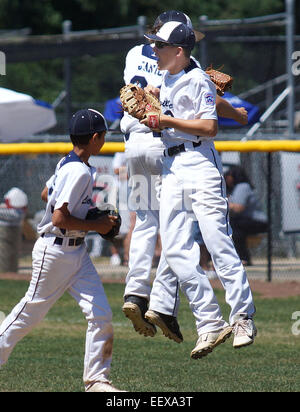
<box><xmin>0</xmin><ymin>0</ymin><xmax>288</xmax><ymax>34</ymax></box>
<box><xmin>0</xmin><ymin>0</ymin><xmax>297</xmax><ymax>128</ymax></box>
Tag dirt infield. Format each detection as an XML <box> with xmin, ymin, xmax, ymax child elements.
<box><xmin>1</xmin><ymin>271</ymin><xmax>300</xmax><ymax>299</ymax></box>
<box><xmin>210</xmin><ymin>278</ymin><xmax>300</xmax><ymax>299</ymax></box>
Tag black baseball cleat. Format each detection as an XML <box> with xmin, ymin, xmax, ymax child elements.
<box><xmin>122</xmin><ymin>295</ymin><xmax>156</xmax><ymax>337</ymax></box>
<box><xmin>145</xmin><ymin>310</ymin><xmax>183</xmax><ymax>343</ymax></box>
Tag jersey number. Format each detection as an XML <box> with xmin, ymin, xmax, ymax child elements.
<box><xmin>130</xmin><ymin>76</ymin><xmax>147</xmax><ymax>88</ymax></box>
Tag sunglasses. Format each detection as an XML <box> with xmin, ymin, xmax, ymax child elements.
<box><xmin>154</xmin><ymin>41</ymin><xmax>175</xmax><ymax>49</ymax></box>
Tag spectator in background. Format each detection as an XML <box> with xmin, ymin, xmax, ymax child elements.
<box><xmin>3</xmin><ymin>187</ymin><xmax>28</xmax><ymax>212</ymax></box>
<box><xmin>0</xmin><ymin>187</ymin><xmax>28</xmax><ymax>224</ymax></box>
<box><xmin>224</xmin><ymin>165</ymin><xmax>268</xmax><ymax>266</ymax></box>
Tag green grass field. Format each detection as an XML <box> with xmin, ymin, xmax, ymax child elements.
<box><xmin>0</xmin><ymin>279</ymin><xmax>299</xmax><ymax>392</ymax></box>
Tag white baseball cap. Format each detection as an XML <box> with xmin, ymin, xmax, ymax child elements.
<box><xmin>4</xmin><ymin>187</ymin><xmax>28</xmax><ymax>208</ymax></box>
<box><xmin>145</xmin><ymin>21</ymin><xmax>196</xmax><ymax>50</ymax></box>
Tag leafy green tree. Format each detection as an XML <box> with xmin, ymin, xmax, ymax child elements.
<box><xmin>0</xmin><ymin>0</ymin><xmax>297</xmax><ymax>125</ymax></box>
<box><xmin>0</xmin><ymin>0</ymin><xmax>62</xmax><ymax>34</ymax></box>
<box><xmin>0</xmin><ymin>0</ymin><xmax>289</xmax><ymax>35</ymax></box>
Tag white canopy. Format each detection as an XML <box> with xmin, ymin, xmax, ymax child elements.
<box><xmin>0</xmin><ymin>87</ymin><xmax>57</xmax><ymax>141</ymax></box>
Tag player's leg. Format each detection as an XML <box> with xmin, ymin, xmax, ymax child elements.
<box><xmin>124</xmin><ymin>208</ymin><xmax>159</xmax><ymax>299</ymax></box>
<box><xmin>122</xmin><ymin>161</ymin><xmax>160</xmax><ymax>336</ymax></box>
<box><xmin>146</xmin><ymin>251</ymin><xmax>183</xmax><ymax>343</ymax></box>
<box><xmin>191</xmin><ymin>145</ymin><xmax>256</xmax><ymax>347</ymax></box>
<box><xmin>123</xmin><ymin>136</ymin><xmax>180</xmax><ymax>337</ymax></box>
<box><xmin>0</xmin><ymin>238</ymin><xmax>77</xmax><ymax>366</ymax></box>
<box><xmin>68</xmin><ymin>251</ymin><xmax>121</xmax><ymax>391</ymax></box>
<box><xmin>158</xmin><ymin>159</ymin><xmax>231</xmax><ymax>357</ymax></box>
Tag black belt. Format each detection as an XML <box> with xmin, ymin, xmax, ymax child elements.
<box><xmin>124</xmin><ymin>131</ymin><xmax>161</xmax><ymax>141</ymax></box>
<box><xmin>54</xmin><ymin>237</ymin><xmax>84</xmax><ymax>246</ymax></box>
<box><xmin>41</xmin><ymin>233</ymin><xmax>84</xmax><ymax>246</ymax></box>
<box><xmin>164</xmin><ymin>140</ymin><xmax>202</xmax><ymax>157</ymax></box>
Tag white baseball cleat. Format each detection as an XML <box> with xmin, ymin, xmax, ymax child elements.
<box><xmin>85</xmin><ymin>381</ymin><xmax>127</xmax><ymax>392</ymax></box>
<box><xmin>233</xmin><ymin>314</ymin><xmax>257</xmax><ymax>348</ymax></box>
<box><xmin>191</xmin><ymin>326</ymin><xmax>232</xmax><ymax>359</ymax></box>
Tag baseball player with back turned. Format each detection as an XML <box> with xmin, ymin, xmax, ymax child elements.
<box><xmin>0</xmin><ymin>109</ymin><xmax>126</xmax><ymax>392</ymax></box>
<box><xmin>141</xmin><ymin>21</ymin><xmax>257</xmax><ymax>358</ymax></box>
<box><xmin>121</xmin><ymin>10</ymin><xmax>249</xmax><ymax>345</ymax></box>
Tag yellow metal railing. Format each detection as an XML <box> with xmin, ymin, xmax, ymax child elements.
<box><xmin>0</xmin><ymin>142</ymin><xmax>125</xmax><ymax>155</ymax></box>
<box><xmin>0</xmin><ymin>140</ymin><xmax>300</xmax><ymax>155</ymax></box>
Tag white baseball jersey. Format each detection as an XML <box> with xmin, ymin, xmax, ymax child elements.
<box><xmin>120</xmin><ymin>44</ymin><xmax>202</xmax><ymax>137</ymax></box>
<box><xmin>120</xmin><ymin>43</ymin><xmax>163</xmax><ymax>135</ymax></box>
<box><xmin>0</xmin><ymin>149</ymin><xmax>114</xmax><ymax>386</ymax></box>
<box><xmin>159</xmin><ymin>60</ymin><xmax>218</xmax><ymax>147</ymax></box>
<box><xmin>37</xmin><ymin>150</ymin><xmax>96</xmax><ymax>238</ymax></box>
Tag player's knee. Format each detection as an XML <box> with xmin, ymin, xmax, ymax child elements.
<box><xmin>89</xmin><ymin>306</ymin><xmax>113</xmax><ymax>325</ymax></box>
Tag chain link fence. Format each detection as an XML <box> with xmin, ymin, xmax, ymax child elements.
<box><xmin>0</xmin><ymin>144</ymin><xmax>300</xmax><ymax>281</ymax></box>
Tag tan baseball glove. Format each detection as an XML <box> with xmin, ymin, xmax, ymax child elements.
<box><xmin>205</xmin><ymin>66</ymin><xmax>234</xmax><ymax>96</ymax></box>
<box><xmin>120</xmin><ymin>83</ymin><xmax>162</xmax><ymax>131</ymax></box>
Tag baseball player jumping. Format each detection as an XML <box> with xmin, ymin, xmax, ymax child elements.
<box><xmin>0</xmin><ymin>109</ymin><xmax>126</xmax><ymax>392</ymax></box>
<box><xmin>139</xmin><ymin>21</ymin><xmax>257</xmax><ymax>358</ymax></box>
<box><xmin>121</xmin><ymin>11</ymin><xmax>249</xmax><ymax>346</ymax></box>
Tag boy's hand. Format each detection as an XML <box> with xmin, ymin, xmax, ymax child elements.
<box><xmin>96</xmin><ymin>214</ymin><xmax>118</xmax><ymax>235</ymax></box>
<box><xmin>234</xmin><ymin>107</ymin><xmax>248</xmax><ymax>125</ymax></box>
<box><xmin>86</xmin><ymin>205</ymin><xmax>122</xmax><ymax>241</ymax></box>
<box><xmin>144</xmin><ymin>85</ymin><xmax>160</xmax><ymax>98</ymax></box>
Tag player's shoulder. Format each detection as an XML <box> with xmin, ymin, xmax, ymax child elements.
<box><xmin>57</xmin><ymin>152</ymin><xmax>90</xmax><ymax>177</ymax></box>
<box><xmin>184</xmin><ymin>59</ymin><xmax>207</xmax><ymax>78</ymax></box>
<box><xmin>127</xmin><ymin>43</ymin><xmax>156</xmax><ymax>61</ymax></box>
<box><xmin>184</xmin><ymin>59</ymin><xmax>214</xmax><ymax>88</ymax></box>
<box><xmin>126</xmin><ymin>44</ymin><xmax>143</xmax><ymax>56</ymax></box>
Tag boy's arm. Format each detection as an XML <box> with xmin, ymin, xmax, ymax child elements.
<box><xmin>41</xmin><ymin>186</ymin><xmax>48</xmax><ymax>202</ymax></box>
<box><xmin>216</xmin><ymin>95</ymin><xmax>248</xmax><ymax>125</ymax></box>
<box><xmin>157</xmin><ymin>116</ymin><xmax>218</xmax><ymax>138</ymax></box>
<box><xmin>143</xmin><ymin>82</ymin><xmax>218</xmax><ymax>137</ymax></box>
<box><xmin>52</xmin><ymin>203</ymin><xmax>117</xmax><ymax>235</ymax></box>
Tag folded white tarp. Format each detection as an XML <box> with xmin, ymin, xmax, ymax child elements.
<box><xmin>0</xmin><ymin>87</ymin><xmax>57</xmax><ymax>141</ymax></box>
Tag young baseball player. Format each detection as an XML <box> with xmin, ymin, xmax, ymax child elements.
<box><xmin>121</xmin><ymin>10</ymin><xmax>249</xmax><ymax>344</ymax></box>
<box><xmin>0</xmin><ymin>109</ymin><xmax>126</xmax><ymax>392</ymax></box>
<box><xmin>141</xmin><ymin>21</ymin><xmax>257</xmax><ymax>358</ymax></box>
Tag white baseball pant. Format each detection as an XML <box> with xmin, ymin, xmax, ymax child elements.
<box><xmin>0</xmin><ymin>236</ymin><xmax>113</xmax><ymax>386</ymax></box>
<box><xmin>124</xmin><ymin>131</ymin><xmax>180</xmax><ymax>315</ymax></box>
<box><xmin>151</xmin><ymin>140</ymin><xmax>255</xmax><ymax>333</ymax></box>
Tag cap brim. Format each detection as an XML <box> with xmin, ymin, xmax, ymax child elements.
<box><xmin>145</xmin><ymin>31</ymin><xmax>205</xmax><ymax>44</ymax></box>
<box><xmin>144</xmin><ymin>33</ymin><xmax>165</xmax><ymax>42</ymax></box>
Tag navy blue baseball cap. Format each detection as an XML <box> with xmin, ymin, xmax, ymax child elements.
<box><xmin>69</xmin><ymin>109</ymin><xmax>108</xmax><ymax>135</ymax></box>
<box><xmin>145</xmin><ymin>21</ymin><xmax>196</xmax><ymax>50</ymax></box>
<box><xmin>153</xmin><ymin>10</ymin><xmax>205</xmax><ymax>42</ymax></box>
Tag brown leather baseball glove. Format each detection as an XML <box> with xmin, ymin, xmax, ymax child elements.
<box><xmin>205</xmin><ymin>66</ymin><xmax>234</xmax><ymax>96</ymax></box>
<box><xmin>120</xmin><ymin>83</ymin><xmax>162</xmax><ymax>131</ymax></box>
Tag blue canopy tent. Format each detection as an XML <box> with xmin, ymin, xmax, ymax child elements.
<box><xmin>103</xmin><ymin>92</ymin><xmax>260</xmax><ymax>127</ymax></box>
<box><xmin>218</xmin><ymin>92</ymin><xmax>260</xmax><ymax>127</ymax></box>
<box><xmin>104</xmin><ymin>97</ymin><xmax>122</xmax><ymax>123</ymax></box>
<box><xmin>0</xmin><ymin>87</ymin><xmax>57</xmax><ymax>141</ymax></box>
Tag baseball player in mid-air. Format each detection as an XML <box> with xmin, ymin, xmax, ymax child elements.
<box><xmin>140</xmin><ymin>21</ymin><xmax>257</xmax><ymax>358</ymax></box>
<box><xmin>0</xmin><ymin>109</ymin><xmax>125</xmax><ymax>392</ymax></box>
<box><xmin>121</xmin><ymin>10</ymin><xmax>249</xmax><ymax>346</ymax></box>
